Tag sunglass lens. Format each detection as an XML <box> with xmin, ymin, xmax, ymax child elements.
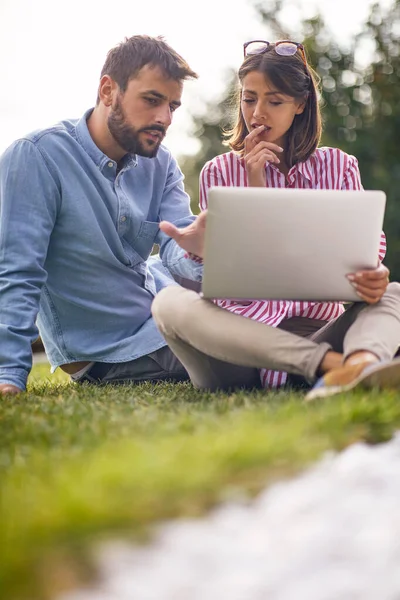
<box><xmin>245</xmin><ymin>41</ymin><xmax>269</xmax><ymax>55</ymax></box>
<box><xmin>275</xmin><ymin>42</ymin><xmax>298</xmax><ymax>56</ymax></box>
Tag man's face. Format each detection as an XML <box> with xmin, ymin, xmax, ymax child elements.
<box><xmin>107</xmin><ymin>65</ymin><xmax>183</xmax><ymax>158</ymax></box>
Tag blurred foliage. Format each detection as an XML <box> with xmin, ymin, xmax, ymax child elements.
<box><xmin>180</xmin><ymin>77</ymin><xmax>236</xmax><ymax>213</ymax></box>
<box><xmin>180</xmin><ymin>0</ymin><xmax>400</xmax><ymax>280</ymax></box>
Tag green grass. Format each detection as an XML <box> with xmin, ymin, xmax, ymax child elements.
<box><xmin>1</xmin><ymin>363</ymin><xmax>400</xmax><ymax>600</ymax></box>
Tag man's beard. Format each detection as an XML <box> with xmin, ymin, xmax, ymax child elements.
<box><xmin>107</xmin><ymin>97</ymin><xmax>165</xmax><ymax>158</ymax></box>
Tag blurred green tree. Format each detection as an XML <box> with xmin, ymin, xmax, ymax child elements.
<box><xmin>179</xmin><ymin>77</ymin><xmax>236</xmax><ymax>214</ymax></box>
<box><xmin>179</xmin><ymin>0</ymin><xmax>400</xmax><ymax>279</ymax></box>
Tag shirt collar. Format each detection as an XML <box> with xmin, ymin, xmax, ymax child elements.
<box><xmin>75</xmin><ymin>108</ymin><xmax>138</xmax><ymax>177</ymax></box>
<box><xmin>291</xmin><ymin>157</ymin><xmax>313</xmax><ymax>182</ymax></box>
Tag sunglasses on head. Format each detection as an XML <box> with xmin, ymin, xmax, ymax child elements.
<box><xmin>243</xmin><ymin>40</ymin><xmax>307</xmax><ymax>66</ymax></box>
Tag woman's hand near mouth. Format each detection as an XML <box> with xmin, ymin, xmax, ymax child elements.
<box><xmin>244</xmin><ymin>125</ymin><xmax>283</xmax><ymax>187</ymax></box>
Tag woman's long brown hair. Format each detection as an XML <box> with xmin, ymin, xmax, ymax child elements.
<box><xmin>225</xmin><ymin>45</ymin><xmax>322</xmax><ymax>168</ymax></box>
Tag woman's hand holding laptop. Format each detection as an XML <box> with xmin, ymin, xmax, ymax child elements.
<box><xmin>347</xmin><ymin>263</ymin><xmax>390</xmax><ymax>304</ymax></box>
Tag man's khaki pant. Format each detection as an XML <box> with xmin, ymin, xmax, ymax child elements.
<box><xmin>151</xmin><ymin>282</ymin><xmax>400</xmax><ymax>391</ymax></box>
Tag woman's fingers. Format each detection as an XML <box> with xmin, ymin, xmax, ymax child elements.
<box><xmin>244</xmin><ymin>127</ymin><xmax>283</xmax><ymax>155</ymax></box>
<box><xmin>353</xmin><ymin>286</ymin><xmax>386</xmax><ymax>303</ymax></box>
<box><xmin>246</xmin><ymin>151</ymin><xmax>280</xmax><ymax>166</ymax></box>
<box><xmin>244</xmin><ymin>125</ymin><xmax>267</xmax><ymax>152</ymax></box>
<box><xmin>347</xmin><ymin>264</ymin><xmax>390</xmax><ymax>303</ymax></box>
<box><xmin>244</xmin><ymin>132</ymin><xmax>283</xmax><ymax>186</ymax></box>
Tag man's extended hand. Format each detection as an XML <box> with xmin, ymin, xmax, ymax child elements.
<box><xmin>159</xmin><ymin>210</ymin><xmax>207</xmax><ymax>258</ymax></box>
<box><xmin>347</xmin><ymin>263</ymin><xmax>390</xmax><ymax>304</ymax></box>
<box><xmin>0</xmin><ymin>383</ymin><xmax>22</xmax><ymax>396</ymax></box>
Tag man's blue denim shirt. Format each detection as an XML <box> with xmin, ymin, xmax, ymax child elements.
<box><xmin>0</xmin><ymin>109</ymin><xmax>203</xmax><ymax>390</ymax></box>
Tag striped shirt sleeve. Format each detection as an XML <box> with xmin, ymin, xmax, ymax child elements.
<box><xmin>341</xmin><ymin>155</ymin><xmax>363</xmax><ymax>191</ymax></box>
<box><xmin>199</xmin><ymin>159</ymin><xmax>225</xmax><ymax>211</ymax></box>
<box><xmin>378</xmin><ymin>232</ymin><xmax>387</xmax><ymax>263</ymax></box>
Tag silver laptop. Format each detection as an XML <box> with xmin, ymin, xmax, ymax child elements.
<box><xmin>201</xmin><ymin>187</ymin><xmax>386</xmax><ymax>302</ymax></box>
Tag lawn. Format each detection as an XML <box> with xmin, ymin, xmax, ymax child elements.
<box><xmin>1</xmin><ymin>362</ymin><xmax>400</xmax><ymax>600</ymax></box>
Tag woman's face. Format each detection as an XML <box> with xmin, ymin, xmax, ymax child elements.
<box><xmin>241</xmin><ymin>70</ymin><xmax>305</xmax><ymax>149</ymax></box>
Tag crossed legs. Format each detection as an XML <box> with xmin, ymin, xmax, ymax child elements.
<box><xmin>151</xmin><ymin>283</ymin><xmax>400</xmax><ymax>392</ymax></box>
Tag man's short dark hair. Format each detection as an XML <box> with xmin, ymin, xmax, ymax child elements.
<box><xmin>97</xmin><ymin>34</ymin><xmax>198</xmax><ymax>102</ymax></box>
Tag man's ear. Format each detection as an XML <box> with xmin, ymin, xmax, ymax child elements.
<box><xmin>98</xmin><ymin>75</ymin><xmax>119</xmax><ymax>107</ymax></box>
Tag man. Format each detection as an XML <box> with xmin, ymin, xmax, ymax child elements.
<box><xmin>0</xmin><ymin>35</ymin><xmax>203</xmax><ymax>395</ymax></box>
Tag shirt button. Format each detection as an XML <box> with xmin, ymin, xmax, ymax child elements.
<box><xmin>120</xmin><ymin>216</ymin><xmax>127</xmax><ymax>222</ymax></box>
<box><xmin>108</xmin><ymin>161</ymin><xmax>113</xmax><ymax>168</ymax></box>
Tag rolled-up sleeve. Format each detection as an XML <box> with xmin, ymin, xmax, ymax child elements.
<box><xmin>158</xmin><ymin>155</ymin><xmax>203</xmax><ymax>283</ymax></box>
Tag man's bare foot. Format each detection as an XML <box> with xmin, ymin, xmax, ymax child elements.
<box><xmin>0</xmin><ymin>383</ymin><xmax>22</xmax><ymax>395</ymax></box>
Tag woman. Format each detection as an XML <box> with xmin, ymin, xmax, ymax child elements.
<box><xmin>153</xmin><ymin>40</ymin><xmax>400</xmax><ymax>400</ymax></box>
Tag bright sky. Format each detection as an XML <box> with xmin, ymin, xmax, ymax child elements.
<box><xmin>0</xmin><ymin>0</ymin><xmax>393</xmax><ymax>157</ymax></box>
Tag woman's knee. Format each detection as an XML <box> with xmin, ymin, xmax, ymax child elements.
<box><xmin>385</xmin><ymin>281</ymin><xmax>400</xmax><ymax>300</ymax></box>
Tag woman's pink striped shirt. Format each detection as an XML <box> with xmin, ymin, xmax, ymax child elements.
<box><xmin>199</xmin><ymin>147</ymin><xmax>387</xmax><ymax>389</ymax></box>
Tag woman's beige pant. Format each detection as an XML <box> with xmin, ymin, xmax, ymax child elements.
<box><xmin>151</xmin><ymin>282</ymin><xmax>400</xmax><ymax>391</ymax></box>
